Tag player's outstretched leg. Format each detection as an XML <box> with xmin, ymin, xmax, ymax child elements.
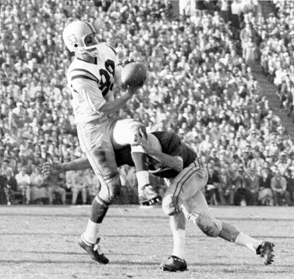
<box><xmin>183</xmin><ymin>192</ymin><xmax>275</xmax><ymax>266</ymax></box>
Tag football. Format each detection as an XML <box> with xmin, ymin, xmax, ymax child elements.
<box><xmin>121</xmin><ymin>61</ymin><xmax>147</xmax><ymax>87</ymax></box>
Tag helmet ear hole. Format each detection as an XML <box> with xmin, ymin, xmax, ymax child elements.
<box><xmin>74</xmin><ymin>44</ymin><xmax>78</xmax><ymax>47</ymax></box>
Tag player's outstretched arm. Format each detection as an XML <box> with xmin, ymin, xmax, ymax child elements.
<box><xmin>42</xmin><ymin>156</ymin><xmax>92</xmax><ymax>178</ymax></box>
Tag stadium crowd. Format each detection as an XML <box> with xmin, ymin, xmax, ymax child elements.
<box><xmin>258</xmin><ymin>0</ymin><xmax>294</xmax><ymax>124</ymax></box>
<box><xmin>0</xmin><ymin>0</ymin><xmax>294</xmax><ymax>207</ymax></box>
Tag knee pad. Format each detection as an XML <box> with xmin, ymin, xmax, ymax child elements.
<box><xmin>107</xmin><ymin>185</ymin><xmax>121</xmax><ymax>204</ymax></box>
<box><xmin>196</xmin><ymin>212</ymin><xmax>221</xmax><ymax>238</ymax></box>
<box><xmin>162</xmin><ymin>194</ymin><xmax>179</xmax><ymax>216</ymax></box>
<box><xmin>98</xmin><ymin>174</ymin><xmax>121</xmax><ymax>205</ymax></box>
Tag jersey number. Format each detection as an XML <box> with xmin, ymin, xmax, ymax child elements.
<box><xmin>99</xmin><ymin>59</ymin><xmax>115</xmax><ymax>96</ymax></box>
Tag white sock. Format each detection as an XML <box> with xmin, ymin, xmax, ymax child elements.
<box><xmin>131</xmin><ymin>145</ymin><xmax>145</xmax><ymax>153</ymax></box>
<box><xmin>235</xmin><ymin>232</ymin><xmax>262</xmax><ymax>252</ymax></box>
<box><xmin>136</xmin><ymin>171</ymin><xmax>150</xmax><ymax>194</ymax></box>
<box><xmin>172</xmin><ymin>229</ymin><xmax>186</xmax><ymax>259</ymax></box>
<box><xmin>83</xmin><ymin>219</ymin><xmax>100</xmax><ymax>244</ymax></box>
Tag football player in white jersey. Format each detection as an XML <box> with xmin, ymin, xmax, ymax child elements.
<box><xmin>62</xmin><ymin>20</ymin><xmax>160</xmax><ymax>264</ymax></box>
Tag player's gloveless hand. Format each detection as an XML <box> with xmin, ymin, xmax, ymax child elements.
<box><xmin>136</xmin><ymin>128</ymin><xmax>153</xmax><ymax>154</ymax></box>
<box><xmin>42</xmin><ymin>161</ymin><xmax>63</xmax><ymax>178</ymax></box>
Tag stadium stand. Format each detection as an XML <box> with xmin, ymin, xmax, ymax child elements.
<box><xmin>0</xmin><ymin>0</ymin><xmax>293</xmax><ymax>206</ymax></box>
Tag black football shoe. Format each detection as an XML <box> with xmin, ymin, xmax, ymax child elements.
<box><xmin>138</xmin><ymin>184</ymin><xmax>161</xmax><ymax>206</ymax></box>
<box><xmin>78</xmin><ymin>235</ymin><xmax>109</xmax><ymax>264</ymax></box>
<box><xmin>160</xmin><ymin>255</ymin><xmax>188</xmax><ymax>272</ymax></box>
<box><xmin>256</xmin><ymin>241</ymin><xmax>275</xmax><ymax>265</ymax></box>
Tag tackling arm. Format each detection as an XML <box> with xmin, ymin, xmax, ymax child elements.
<box><xmin>62</xmin><ymin>156</ymin><xmax>91</xmax><ymax>171</ymax></box>
<box><xmin>42</xmin><ymin>145</ymin><xmax>134</xmax><ymax>178</ymax></box>
<box><xmin>42</xmin><ymin>156</ymin><xmax>92</xmax><ymax>178</ymax></box>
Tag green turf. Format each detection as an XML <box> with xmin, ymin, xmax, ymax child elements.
<box><xmin>0</xmin><ymin>205</ymin><xmax>293</xmax><ymax>279</ymax></box>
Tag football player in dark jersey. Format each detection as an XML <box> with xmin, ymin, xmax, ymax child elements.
<box><xmin>43</xmin><ymin>131</ymin><xmax>274</xmax><ymax>271</ymax></box>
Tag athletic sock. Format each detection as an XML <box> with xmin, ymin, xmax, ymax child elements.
<box><xmin>83</xmin><ymin>197</ymin><xmax>109</xmax><ymax>244</ymax></box>
<box><xmin>235</xmin><ymin>232</ymin><xmax>262</xmax><ymax>252</ymax></box>
<box><xmin>136</xmin><ymin>171</ymin><xmax>150</xmax><ymax>195</ymax></box>
<box><xmin>83</xmin><ymin>219</ymin><xmax>100</xmax><ymax>244</ymax></box>
<box><xmin>172</xmin><ymin>229</ymin><xmax>186</xmax><ymax>259</ymax></box>
<box><xmin>131</xmin><ymin>145</ymin><xmax>150</xmax><ymax>193</ymax></box>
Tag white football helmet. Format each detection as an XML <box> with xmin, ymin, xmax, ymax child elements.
<box><xmin>62</xmin><ymin>20</ymin><xmax>99</xmax><ymax>57</ymax></box>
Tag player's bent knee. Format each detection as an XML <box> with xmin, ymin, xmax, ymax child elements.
<box><xmin>107</xmin><ymin>186</ymin><xmax>121</xmax><ymax>204</ymax></box>
<box><xmin>101</xmin><ymin>184</ymin><xmax>121</xmax><ymax>205</ymax></box>
<box><xmin>99</xmin><ymin>177</ymin><xmax>121</xmax><ymax>205</ymax></box>
<box><xmin>196</xmin><ymin>212</ymin><xmax>221</xmax><ymax>238</ymax></box>
<box><xmin>162</xmin><ymin>195</ymin><xmax>179</xmax><ymax>216</ymax></box>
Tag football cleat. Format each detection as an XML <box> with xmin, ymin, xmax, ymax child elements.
<box><xmin>78</xmin><ymin>235</ymin><xmax>109</xmax><ymax>264</ymax></box>
<box><xmin>256</xmin><ymin>241</ymin><xmax>275</xmax><ymax>265</ymax></box>
<box><xmin>138</xmin><ymin>184</ymin><xmax>161</xmax><ymax>206</ymax></box>
<box><xmin>160</xmin><ymin>255</ymin><xmax>188</xmax><ymax>272</ymax></box>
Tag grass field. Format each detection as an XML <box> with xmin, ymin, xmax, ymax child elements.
<box><xmin>0</xmin><ymin>205</ymin><xmax>293</xmax><ymax>279</ymax></box>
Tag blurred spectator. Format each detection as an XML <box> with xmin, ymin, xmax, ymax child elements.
<box><xmin>0</xmin><ymin>158</ymin><xmax>13</xmax><ymax>176</ymax></box>
<box><xmin>232</xmin><ymin>165</ymin><xmax>251</xmax><ymax>206</ymax></box>
<box><xmin>71</xmin><ymin>170</ymin><xmax>88</xmax><ymax>205</ymax></box>
<box><xmin>271</xmin><ymin>169</ymin><xmax>291</xmax><ymax>206</ymax></box>
<box><xmin>46</xmin><ymin>172</ymin><xmax>66</xmax><ymax>205</ymax></box>
<box><xmin>205</xmin><ymin>162</ymin><xmax>220</xmax><ymax>205</ymax></box>
<box><xmin>258</xmin><ymin>167</ymin><xmax>273</xmax><ymax>206</ymax></box>
<box><xmin>65</xmin><ymin>169</ymin><xmax>75</xmax><ymax>193</ymax></box>
<box><xmin>5</xmin><ymin>168</ymin><xmax>18</xmax><ymax>204</ymax></box>
<box><xmin>15</xmin><ymin>167</ymin><xmax>30</xmax><ymax>204</ymax></box>
<box><xmin>218</xmin><ymin>167</ymin><xmax>233</xmax><ymax>205</ymax></box>
<box><xmin>276</xmin><ymin>151</ymin><xmax>291</xmax><ymax>176</ymax></box>
<box><xmin>0</xmin><ymin>175</ymin><xmax>8</xmax><ymax>204</ymax></box>
<box><xmin>285</xmin><ymin>167</ymin><xmax>294</xmax><ymax>205</ymax></box>
<box><xmin>30</xmin><ymin>165</ymin><xmax>46</xmax><ymax>204</ymax></box>
<box><xmin>246</xmin><ymin>165</ymin><xmax>259</xmax><ymax>205</ymax></box>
